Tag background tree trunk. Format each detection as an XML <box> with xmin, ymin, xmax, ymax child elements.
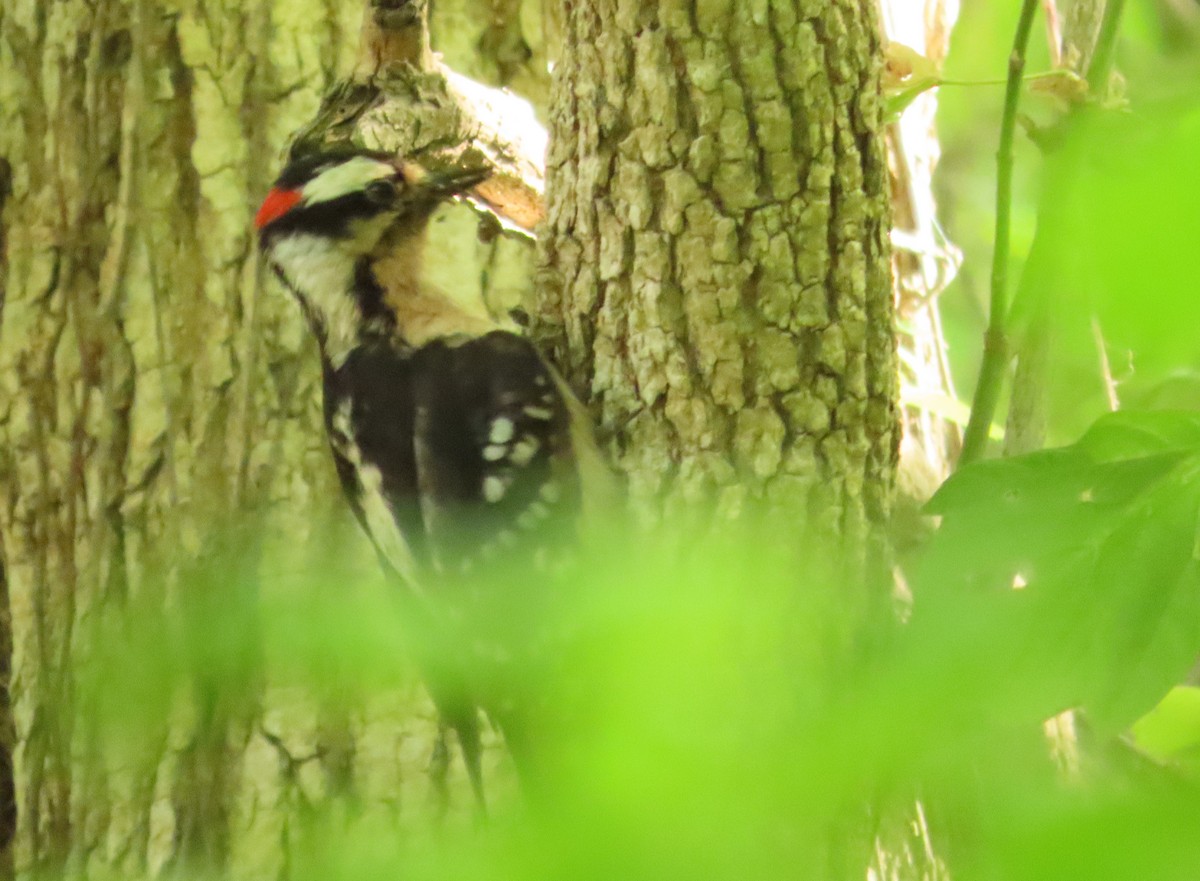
<box><xmin>430</xmin><ymin>0</ymin><xmax>557</xmax><ymax>109</ymax></box>
<box><xmin>536</xmin><ymin>0</ymin><xmax>898</xmax><ymax>547</ymax></box>
<box><xmin>0</xmin><ymin>1</ymin><xmax>382</xmax><ymax>875</ymax></box>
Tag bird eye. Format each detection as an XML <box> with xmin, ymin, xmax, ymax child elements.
<box><xmin>364</xmin><ymin>178</ymin><xmax>397</xmax><ymax>205</ymax></box>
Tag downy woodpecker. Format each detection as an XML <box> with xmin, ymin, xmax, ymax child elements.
<box><xmin>255</xmin><ymin>149</ymin><xmax>592</xmax><ymax>809</ymax></box>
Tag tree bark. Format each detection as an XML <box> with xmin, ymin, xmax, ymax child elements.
<box><xmin>0</xmin><ymin>150</ymin><xmax>14</xmax><ymax>881</ymax></box>
<box><xmin>0</xmin><ymin>540</ymin><xmax>13</xmax><ymax>881</ymax></box>
<box><xmin>0</xmin><ymin>0</ymin><xmax>363</xmax><ymax>874</ymax></box>
<box><xmin>535</xmin><ymin>13</ymin><xmax>900</xmax><ymax>870</ymax></box>
<box><xmin>537</xmin><ymin>0</ymin><xmax>898</xmax><ymax>544</ymax></box>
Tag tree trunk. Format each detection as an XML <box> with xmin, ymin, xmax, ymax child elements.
<box><xmin>0</xmin><ymin>0</ymin><xmax>363</xmax><ymax>874</ymax></box>
<box><xmin>429</xmin><ymin>0</ymin><xmax>557</xmax><ymax>109</ymax></box>
<box><xmin>536</xmin><ymin>13</ymin><xmax>897</xmax><ymax>872</ymax></box>
<box><xmin>537</xmin><ymin>0</ymin><xmax>898</xmax><ymax>545</ymax></box>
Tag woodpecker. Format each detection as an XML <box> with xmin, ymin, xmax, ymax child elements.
<box><xmin>255</xmin><ymin>148</ymin><xmax>596</xmax><ymax>809</ymax></box>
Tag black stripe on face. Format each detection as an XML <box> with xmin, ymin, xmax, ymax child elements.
<box><xmin>260</xmin><ymin>190</ymin><xmax>391</xmax><ymax>242</ymax></box>
<box><xmin>259</xmin><ymin>151</ymin><xmax>403</xmax><ymax>241</ymax></box>
<box><xmin>276</xmin><ymin>149</ymin><xmax>395</xmax><ymax>190</ymax></box>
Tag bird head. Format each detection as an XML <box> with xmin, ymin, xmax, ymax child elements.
<box><xmin>255</xmin><ymin>149</ymin><xmax>489</xmax><ymax>256</ymax></box>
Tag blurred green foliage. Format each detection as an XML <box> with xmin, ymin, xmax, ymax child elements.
<box><xmin>72</xmin><ymin>455</ymin><xmax>1200</xmax><ymax>879</ymax></box>
<box><xmin>937</xmin><ymin>0</ymin><xmax>1200</xmax><ymax>443</ymax></box>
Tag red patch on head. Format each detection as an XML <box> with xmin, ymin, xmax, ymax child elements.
<box><xmin>254</xmin><ymin>187</ymin><xmax>303</xmax><ymax>229</ymax></box>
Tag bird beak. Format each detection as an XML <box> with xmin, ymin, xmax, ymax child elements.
<box><xmin>400</xmin><ymin>161</ymin><xmax>490</xmax><ymax>201</ymax></box>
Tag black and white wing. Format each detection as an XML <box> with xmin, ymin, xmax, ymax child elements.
<box><xmin>324</xmin><ymin>330</ymin><xmax>581</xmax><ymax>589</ymax></box>
<box><xmin>409</xmin><ymin>330</ymin><xmax>580</xmax><ymax>575</ymax></box>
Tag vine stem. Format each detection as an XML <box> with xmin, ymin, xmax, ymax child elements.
<box><xmin>938</xmin><ymin>71</ymin><xmax>1067</xmax><ymax>87</ymax></box>
<box><xmin>1087</xmin><ymin>0</ymin><xmax>1126</xmax><ymax>95</ymax></box>
<box><xmin>957</xmin><ymin>0</ymin><xmax>1041</xmax><ymax>468</ymax></box>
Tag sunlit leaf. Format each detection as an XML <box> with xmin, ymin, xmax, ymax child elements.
<box><xmin>1132</xmin><ymin>686</ymin><xmax>1200</xmax><ymax>766</ymax></box>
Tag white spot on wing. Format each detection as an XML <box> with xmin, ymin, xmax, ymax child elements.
<box><xmin>413</xmin><ymin>406</ymin><xmax>447</xmax><ymax>570</ymax></box>
<box><xmin>523</xmin><ymin>405</ymin><xmax>554</xmax><ymax>420</ymax></box>
<box><xmin>483</xmin><ymin>475</ymin><xmax>508</xmax><ymax>502</ymax></box>
<box><xmin>540</xmin><ymin>482</ymin><xmax>562</xmax><ymax>504</ymax></box>
<box><xmin>483</xmin><ymin>443</ymin><xmax>507</xmax><ymax>462</ymax></box>
<box><xmin>509</xmin><ymin>436</ymin><xmax>540</xmax><ymax>466</ymax></box>
<box><xmin>489</xmin><ymin>417</ymin><xmax>514</xmax><ymax>444</ymax></box>
<box><xmin>333</xmin><ymin>399</ymin><xmax>354</xmax><ymax>441</ymax></box>
<box><xmin>516</xmin><ymin>502</ymin><xmax>551</xmax><ymax>530</ymax></box>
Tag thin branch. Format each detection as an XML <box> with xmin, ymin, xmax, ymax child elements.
<box><xmin>1086</xmin><ymin>0</ymin><xmax>1126</xmax><ymax>95</ymax></box>
<box><xmin>354</xmin><ymin>0</ymin><xmax>430</xmax><ymax>78</ymax></box>
<box><xmin>937</xmin><ymin>71</ymin><xmax>1071</xmax><ymax>87</ymax></box>
<box><xmin>978</xmin><ymin>0</ymin><xmax>1127</xmax><ymax>464</ymax></box>
<box><xmin>957</xmin><ymin>0</ymin><xmax>1040</xmax><ymax>468</ymax></box>
<box><xmin>1043</xmin><ymin>0</ymin><xmax>1063</xmax><ymax>66</ymax></box>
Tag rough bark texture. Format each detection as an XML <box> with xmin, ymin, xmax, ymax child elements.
<box><xmin>537</xmin><ymin>0</ymin><xmax>898</xmax><ymax>542</ymax></box>
<box><xmin>0</xmin><ymin>540</ymin><xmax>13</xmax><ymax>881</ymax></box>
<box><xmin>0</xmin><ymin>148</ymin><xmax>14</xmax><ymax>881</ymax></box>
<box><xmin>0</xmin><ymin>1</ymin><xmax>460</xmax><ymax>876</ymax></box>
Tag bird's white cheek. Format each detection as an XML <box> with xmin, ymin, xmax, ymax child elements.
<box><xmin>267</xmin><ymin>233</ymin><xmax>364</xmax><ymax>365</ymax></box>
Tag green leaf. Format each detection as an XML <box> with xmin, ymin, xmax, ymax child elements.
<box><xmin>920</xmin><ymin>411</ymin><xmax>1200</xmax><ymax>731</ymax></box>
<box><xmin>885</xmin><ymin>77</ymin><xmax>940</xmax><ymax>119</ymax></box>
<box><xmin>1062</xmin><ymin>463</ymin><xmax>1200</xmax><ymax>730</ymax></box>
<box><xmin>1077</xmin><ymin>410</ymin><xmax>1200</xmax><ymax>462</ymax></box>
<box><xmin>1132</xmin><ymin>686</ymin><xmax>1200</xmax><ymax>766</ymax></box>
